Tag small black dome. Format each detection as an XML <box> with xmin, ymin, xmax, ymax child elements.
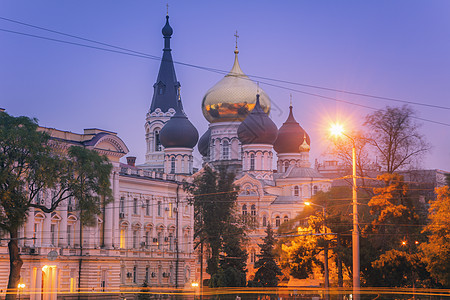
<box><xmin>237</xmin><ymin>95</ymin><xmax>278</xmax><ymax>145</ymax></box>
<box><xmin>160</xmin><ymin>101</ymin><xmax>199</xmax><ymax>148</ymax></box>
<box><xmin>162</xmin><ymin>15</ymin><xmax>173</xmax><ymax>37</ymax></box>
<box><xmin>198</xmin><ymin>128</ymin><xmax>211</xmax><ymax>157</ymax></box>
<box><xmin>273</xmin><ymin>105</ymin><xmax>310</xmax><ymax>153</ymax></box>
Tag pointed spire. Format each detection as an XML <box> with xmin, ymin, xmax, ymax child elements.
<box><xmin>228</xmin><ymin>33</ymin><xmax>246</xmax><ymax>78</ymax></box>
<box><xmin>149</xmin><ymin>14</ymin><xmax>180</xmax><ymax>113</ymax></box>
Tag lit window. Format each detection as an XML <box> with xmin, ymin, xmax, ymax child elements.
<box><xmin>120</xmin><ymin>229</ymin><xmax>126</xmax><ymax>249</ymax></box>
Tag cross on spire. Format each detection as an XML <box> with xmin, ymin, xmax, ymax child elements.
<box><xmin>234</xmin><ymin>30</ymin><xmax>239</xmax><ymax>50</ymax></box>
<box><xmin>166</xmin><ymin>3</ymin><xmax>169</xmax><ymax>16</ymax></box>
<box><xmin>290</xmin><ymin>94</ymin><xmax>293</xmax><ymax>107</ymax></box>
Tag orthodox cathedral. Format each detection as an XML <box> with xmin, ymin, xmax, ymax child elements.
<box><xmin>141</xmin><ymin>15</ymin><xmax>331</xmax><ymax>278</ymax></box>
<box><xmin>0</xmin><ymin>14</ymin><xmax>330</xmax><ymax>299</ymax></box>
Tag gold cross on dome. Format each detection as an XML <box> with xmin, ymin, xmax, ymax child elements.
<box><xmin>234</xmin><ymin>30</ymin><xmax>239</xmax><ymax>50</ymax></box>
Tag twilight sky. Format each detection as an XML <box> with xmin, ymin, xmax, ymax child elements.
<box><xmin>1</xmin><ymin>1</ymin><xmax>450</xmax><ymax>171</ymax></box>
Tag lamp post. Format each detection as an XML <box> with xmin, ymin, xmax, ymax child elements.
<box><xmin>304</xmin><ymin>201</ymin><xmax>329</xmax><ymax>289</ymax></box>
<box><xmin>330</xmin><ymin>123</ymin><xmax>360</xmax><ymax>296</ymax></box>
<box><xmin>17</xmin><ymin>283</ymin><xmax>25</xmax><ymax>300</ymax></box>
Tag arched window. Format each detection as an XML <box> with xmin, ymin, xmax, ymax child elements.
<box><xmin>294</xmin><ymin>186</ymin><xmax>299</xmax><ymax>197</ymax></box>
<box><xmin>155</xmin><ymin>130</ymin><xmax>162</xmax><ymax>152</ymax></box>
<box><xmin>251</xmin><ymin>205</ymin><xmax>256</xmax><ymax>217</ymax></box>
<box><xmin>313</xmin><ymin>185</ymin><xmax>318</xmax><ymax>195</ymax></box>
<box><xmin>275</xmin><ymin>216</ymin><xmax>281</xmax><ymax>227</ymax></box>
<box><xmin>284</xmin><ymin>215</ymin><xmax>289</xmax><ymax>223</ymax></box>
<box><xmin>242</xmin><ymin>204</ymin><xmax>248</xmax><ymax>215</ymax></box>
<box><xmin>250</xmin><ymin>154</ymin><xmax>255</xmax><ymax>170</ymax></box>
<box><xmin>262</xmin><ymin>215</ymin><xmax>267</xmax><ymax>227</ymax></box>
<box><xmin>284</xmin><ymin>161</ymin><xmax>289</xmax><ymax>172</ymax></box>
<box><xmin>222</xmin><ymin>140</ymin><xmax>229</xmax><ymax>160</ymax></box>
<box><xmin>170</xmin><ymin>157</ymin><xmax>175</xmax><ymax>174</ymax></box>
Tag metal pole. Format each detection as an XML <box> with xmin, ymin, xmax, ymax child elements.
<box><xmin>352</xmin><ymin>141</ymin><xmax>360</xmax><ymax>298</ymax></box>
<box><xmin>323</xmin><ymin>207</ymin><xmax>329</xmax><ymax>290</ymax></box>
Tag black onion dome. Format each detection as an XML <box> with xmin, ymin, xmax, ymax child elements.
<box><xmin>237</xmin><ymin>95</ymin><xmax>278</xmax><ymax>145</ymax></box>
<box><xmin>162</xmin><ymin>15</ymin><xmax>173</xmax><ymax>37</ymax></box>
<box><xmin>273</xmin><ymin>105</ymin><xmax>310</xmax><ymax>153</ymax></box>
<box><xmin>160</xmin><ymin>101</ymin><xmax>199</xmax><ymax>148</ymax></box>
<box><xmin>198</xmin><ymin>128</ymin><xmax>211</xmax><ymax>157</ymax></box>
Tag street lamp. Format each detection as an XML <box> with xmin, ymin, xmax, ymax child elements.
<box><xmin>330</xmin><ymin>123</ymin><xmax>360</xmax><ymax>295</ymax></box>
<box><xmin>304</xmin><ymin>201</ymin><xmax>329</xmax><ymax>289</ymax></box>
<box><xmin>18</xmin><ymin>283</ymin><xmax>25</xmax><ymax>300</ymax></box>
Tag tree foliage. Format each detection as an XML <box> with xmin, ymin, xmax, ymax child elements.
<box><xmin>253</xmin><ymin>223</ymin><xmax>282</xmax><ymax>287</ymax></box>
<box><xmin>184</xmin><ymin>165</ymin><xmax>247</xmax><ymax>287</ymax></box>
<box><xmin>420</xmin><ymin>186</ymin><xmax>450</xmax><ymax>287</ymax></box>
<box><xmin>0</xmin><ymin>112</ymin><xmax>112</xmax><ymax>299</ymax></box>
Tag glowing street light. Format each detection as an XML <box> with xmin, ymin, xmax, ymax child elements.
<box><xmin>329</xmin><ymin>123</ymin><xmax>360</xmax><ymax>296</ymax></box>
<box><xmin>304</xmin><ymin>201</ymin><xmax>329</xmax><ymax>289</ymax></box>
<box><xmin>18</xmin><ymin>283</ymin><xmax>25</xmax><ymax>300</ymax></box>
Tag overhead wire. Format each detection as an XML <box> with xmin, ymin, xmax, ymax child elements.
<box><xmin>1</xmin><ymin>17</ymin><xmax>450</xmax><ymax>128</ymax></box>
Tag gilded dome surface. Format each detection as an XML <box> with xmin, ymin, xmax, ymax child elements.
<box><xmin>201</xmin><ymin>50</ymin><xmax>271</xmax><ymax>123</ymax></box>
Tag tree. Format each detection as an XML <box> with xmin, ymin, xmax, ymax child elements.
<box><xmin>420</xmin><ymin>186</ymin><xmax>450</xmax><ymax>287</ymax></box>
<box><xmin>0</xmin><ymin>112</ymin><xmax>112</xmax><ymax>299</ymax></box>
<box><xmin>253</xmin><ymin>223</ymin><xmax>282</xmax><ymax>287</ymax></box>
<box><xmin>364</xmin><ymin>105</ymin><xmax>430</xmax><ymax>173</ymax></box>
<box><xmin>184</xmin><ymin>165</ymin><xmax>246</xmax><ymax>285</ymax></box>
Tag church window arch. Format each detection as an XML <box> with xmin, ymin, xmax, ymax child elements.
<box><xmin>250</xmin><ymin>204</ymin><xmax>256</xmax><ymax>217</ymax></box>
<box><xmin>262</xmin><ymin>215</ymin><xmax>267</xmax><ymax>227</ymax></box>
<box><xmin>170</xmin><ymin>157</ymin><xmax>175</xmax><ymax>174</ymax></box>
<box><xmin>242</xmin><ymin>204</ymin><xmax>248</xmax><ymax>215</ymax></box>
<box><xmin>284</xmin><ymin>215</ymin><xmax>289</xmax><ymax>223</ymax></box>
<box><xmin>250</xmin><ymin>154</ymin><xmax>255</xmax><ymax>170</ymax></box>
<box><xmin>294</xmin><ymin>186</ymin><xmax>299</xmax><ymax>197</ymax></box>
<box><xmin>154</xmin><ymin>129</ymin><xmax>162</xmax><ymax>152</ymax></box>
<box><xmin>275</xmin><ymin>216</ymin><xmax>281</xmax><ymax>227</ymax></box>
<box><xmin>222</xmin><ymin>140</ymin><xmax>230</xmax><ymax>160</ymax></box>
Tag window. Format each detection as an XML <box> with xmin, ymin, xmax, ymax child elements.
<box><xmin>294</xmin><ymin>186</ymin><xmax>299</xmax><ymax>197</ymax></box>
<box><xmin>120</xmin><ymin>229</ymin><xmax>126</xmax><ymax>249</ymax></box>
<box><xmin>33</xmin><ymin>224</ymin><xmax>38</xmax><ymax>246</ymax></box>
<box><xmin>275</xmin><ymin>216</ymin><xmax>281</xmax><ymax>227</ymax></box>
<box><xmin>50</xmin><ymin>224</ymin><xmax>56</xmax><ymax>246</ymax></box>
<box><xmin>67</xmin><ymin>197</ymin><xmax>73</xmax><ymax>212</ymax></box>
<box><xmin>157</xmin><ymin>232</ymin><xmax>162</xmax><ymax>250</ymax></box>
<box><xmin>250</xmin><ymin>154</ymin><xmax>255</xmax><ymax>170</ymax></box>
<box><xmin>155</xmin><ymin>130</ymin><xmax>162</xmax><ymax>152</ymax></box>
<box><xmin>145</xmin><ymin>231</ymin><xmax>150</xmax><ymax>249</ymax></box>
<box><xmin>146</xmin><ymin>200</ymin><xmax>150</xmax><ymax>216</ymax></box>
<box><xmin>133</xmin><ymin>230</ymin><xmax>138</xmax><ymax>248</ymax></box>
<box><xmin>67</xmin><ymin>225</ymin><xmax>72</xmax><ymax>246</ymax></box>
<box><xmin>251</xmin><ymin>205</ymin><xmax>256</xmax><ymax>222</ymax></box>
<box><xmin>313</xmin><ymin>185</ymin><xmax>318</xmax><ymax>195</ymax></box>
<box><xmin>145</xmin><ymin>267</ymin><xmax>149</xmax><ymax>283</ymax></box>
<box><xmin>133</xmin><ymin>266</ymin><xmax>137</xmax><ymax>283</ymax></box>
<box><xmin>262</xmin><ymin>215</ymin><xmax>267</xmax><ymax>227</ymax></box>
<box><xmin>284</xmin><ymin>215</ymin><xmax>289</xmax><ymax>223</ymax></box>
<box><xmin>222</xmin><ymin>140</ymin><xmax>229</xmax><ymax>160</ymax></box>
<box><xmin>157</xmin><ymin>201</ymin><xmax>162</xmax><ymax>216</ymax></box>
<box><xmin>120</xmin><ymin>197</ymin><xmax>125</xmax><ymax>213</ymax></box>
<box><xmin>284</xmin><ymin>161</ymin><xmax>289</xmax><ymax>172</ymax></box>
<box><xmin>250</xmin><ymin>249</ymin><xmax>256</xmax><ymax>263</ymax></box>
<box><xmin>171</xmin><ymin>157</ymin><xmax>175</xmax><ymax>173</ymax></box>
<box><xmin>169</xmin><ymin>202</ymin><xmax>173</xmax><ymax>218</ymax></box>
<box><xmin>133</xmin><ymin>198</ymin><xmax>138</xmax><ymax>214</ymax></box>
<box><xmin>169</xmin><ymin>233</ymin><xmax>174</xmax><ymax>251</ymax></box>
<box><xmin>242</xmin><ymin>204</ymin><xmax>248</xmax><ymax>215</ymax></box>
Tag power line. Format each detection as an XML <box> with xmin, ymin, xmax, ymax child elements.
<box><xmin>2</xmin><ymin>16</ymin><xmax>449</xmax><ymax>112</ymax></box>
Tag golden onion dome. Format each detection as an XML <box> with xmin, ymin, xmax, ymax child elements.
<box><xmin>201</xmin><ymin>49</ymin><xmax>271</xmax><ymax>123</ymax></box>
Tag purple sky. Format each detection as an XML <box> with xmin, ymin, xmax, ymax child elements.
<box><xmin>1</xmin><ymin>1</ymin><xmax>450</xmax><ymax>171</ymax></box>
